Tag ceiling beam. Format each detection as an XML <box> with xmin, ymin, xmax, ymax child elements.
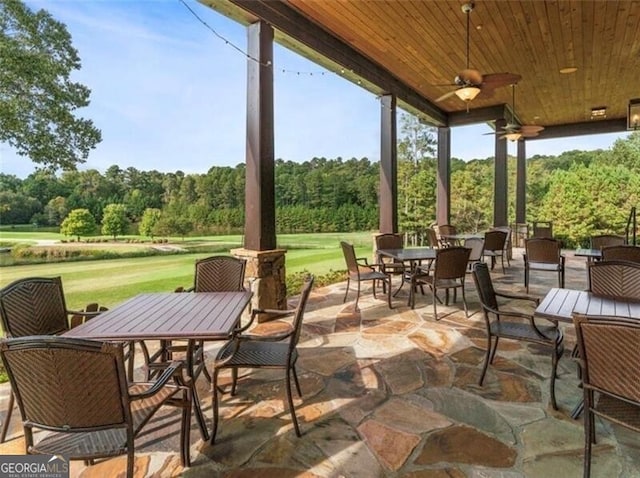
<box><xmin>448</xmin><ymin>104</ymin><xmax>511</xmax><ymax>127</ymax></box>
<box><xmin>220</xmin><ymin>0</ymin><xmax>447</xmax><ymax>125</ymax></box>
<box><xmin>529</xmin><ymin>119</ymin><xmax>627</xmax><ymax>140</ymax></box>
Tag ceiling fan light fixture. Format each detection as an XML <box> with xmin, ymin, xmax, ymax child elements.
<box><xmin>454</xmin><ymin>85</ymin><xmax>481</xmax><ymax>102</ymax></box>
<box><xmin>504</xmin><ymin>132</ymin><xmax>523</xmax><ymax>142</ymax></box>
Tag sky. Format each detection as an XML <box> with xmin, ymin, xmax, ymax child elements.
<box><xmin>0</xmin><ymin>0</ymin><xmax>630</xmax><ymax>179</ymax></box>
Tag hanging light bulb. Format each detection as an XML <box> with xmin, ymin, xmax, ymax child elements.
<box><xmin>504</xmin><ymin>132</ymin><xmax>523</xmax><ymax>142</ymax></box>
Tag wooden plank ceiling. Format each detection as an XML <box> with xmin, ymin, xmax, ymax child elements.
<box><xmin>204</xmin><ymin>0</ymin><xmax>640</xmax><ymax>137</ymax></box>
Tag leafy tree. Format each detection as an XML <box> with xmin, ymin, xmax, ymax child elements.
<box><xmin>43</xmin><ymin>195</ymin><xmax>68</xmax><ymax>226</ymax></box>
<box><xmin>101</xmin><ymin>203</ymin><xmax>128</xmax><ymax>239</ymax></box>
<box><xmin>0</xmin><ymin>0</ymin><xmax>101</xmax><ymax>170</ymax></box>
<box><xmin>139</xmin><ymin>208</ymin><xmax>161</xmax><ymax>238</ymax></box>
<box><xmin>60</xmin><ymin>208</ymin><xmax>95</xmax><ymax>241</ymax></box>
<box><xmin>0</xmin><ymin>190</ymin><xmax>41</xmax><ymax>224</ymax></box>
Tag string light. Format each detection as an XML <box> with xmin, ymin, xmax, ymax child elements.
<box><xmin>178</xmin><ymin>0</ymin><xmax>339</xmax><ymax>76</ymax></box>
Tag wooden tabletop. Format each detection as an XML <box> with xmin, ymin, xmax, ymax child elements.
<box><xmin>377</xmin><ymin>247</ymin><xmax>436</xmax><ymax>262</ymax></box>
<box><xmin>535</xmin><ymin>288</ymin><xmax>640</xmax><ymax>323</ymax></box>
<box><xmin>64</xmin><ymin>291</ymin><xmax>253</xmax><ymax>340</ymax></box>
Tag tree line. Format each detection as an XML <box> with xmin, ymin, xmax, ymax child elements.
<box><xmin>1</xmin><ymin>123</ymin><xmax>638</xmax><ymax>247</ymax></box>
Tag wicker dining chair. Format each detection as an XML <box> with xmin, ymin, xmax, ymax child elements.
<box><xmin>210</xmin><ymin>276</ymin><xmax>314</xmax><ymax>443</ymax></box>
<box><xmin>148</xmin><ymin>256</ymin><xmax>248</xmax><ymax>381</ymax></box>
<box><xmin>523</xmin><ymin>238</ymin><xmax>565</xmax><ymax>293</ymax></box>
<box><xmin>410</xmin><ymin>246</ymin><xmax>471</xmax><ymax>318</ymax></box>
<box><xmin>375</xmin><ymin>233</ymin><xmax>407</xmax><ymax>278</ymax></box>
<box><xmin>600</xmin><ymin>245</ymin><xmax>640</xmax><ymax>263</ymax></box>
<box><xmin>437</xmin><ymin>224</ymin><xmax>458</xmax><ymax>247</ymax></box>
<box><xmin>0</xmin><ymin>336</ymin><xmax>191</xmax><ymax>478</ymax></box>
<box><xmin>0</xmin><ymin>277</ymin><xmax>110</xmax><ymax>443</ymax></box>
<box><xmin>483</xmin><ymin>230</ymin><xmax>508</xmax><ymax>273</ymax></box>
<box><xmin>341</xmin><ymin>241</ymin><xmax>392</xmax><ymax>310</ymax></box>
<box><xmin>573</xmin><ymin>314</ymin><xmax>640</xmax><ymax>478</ymax></box>
<box><xmin>472</xmin><ymin>263</ymin><xmax>564</xmax><ymax>410</ymax></box>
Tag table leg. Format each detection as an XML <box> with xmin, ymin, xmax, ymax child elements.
<box><xmin>186</xmin><ymin>340</ymin><xmax>210</xmax><ymax>441</ymax></box>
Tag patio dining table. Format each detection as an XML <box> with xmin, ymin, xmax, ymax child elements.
<box><xmin>535</xmin><ymin>287</ymin><xmax>640</xmax><ymax>418</ymax></box>
<box><xmin>64</xmin><ymin>290</ymin><xmax>253</xmax><ymax>441</ymax></box>
<box><xmin>574</xmin><ymin>248</ymin><xmax>602</xmax><ymax>261</ymax></box>
<box><xmin>377</xmin><ymin>247</ymin><xmax>437</xmax><ymax>303</ymax></box>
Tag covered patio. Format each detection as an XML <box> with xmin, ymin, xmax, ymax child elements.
<box><xmin>1</xmin><ymin>251</ymin><xmax>638</xmax><ymax>476</ymax></box>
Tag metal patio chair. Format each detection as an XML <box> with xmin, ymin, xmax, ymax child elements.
<box><xmin>0</xmin><ymin>336</ymin><xmax>191</xmax><ymax>478</ymax></box>
<box><xmin>600</xmin><ymin>245</ymin><xmax>640</xmax><ymax>263</ymax></box>
<box><xmin>0</xmin><ymin>277</ymin><xmax>110</xmax><ymax>443</ymax></box>
<box><xmin>523</xmin><ymin>238</ymin><xmax>565</xmax><ymax>293</ymax></box>
<box><xmin>573</xmin><ymin>314</ymin><xmax>640</xmax><ymax>478</ymax></box>
<box><xmin>210</xmin><ymin>276</ymin><xmax>314</xmax><ymax>443</ymax></box>
<box><xmin>483</xmin><ymin>229</ymin><xmax>508</xmax><ymax>273</ymax></box>
<box><xmin>341</xmin><ymin>241</ymin><xmax>392</xmax><ymax>310</ymax></box>
<box><xmin>473</xmin><ymin>262</ymin><xmax>564</xmax><ymax>410</ymax></box>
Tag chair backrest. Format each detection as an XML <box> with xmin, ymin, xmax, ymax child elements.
<box><xmin>525</xmin><ymin>238</ymin><xmax>562</xmax><ymax>264</ymax></box>
<box><xmin>601</xmin><ymin>245</ymin><xmax>640</xmax><ymax>263</ymax></box>
<box><xmin>425</xmin><ymin>227</ymin><xmax>439</xmax><ymax>248</ymax></box>
<box><xmin>591</xmin><ymin>234</ymin><xmax>626</xmax><ymax>250</ymax></box>
<box><xmin>438</xmin><ymin>224</ymin><xmax>457</xmax><ymax>237</ymax></box>
<box><xmin>464</xmin><ymin>237</ymin><xmax>484</xmax><ymax>262</ymax></box>
<box><xmin>532</xmin><ymin>221</ymin><xmax>553</xmax><ymax>238</ymax></box>
<box><xmin>289</xmin><ymin>276</ymin><xmax>315</xmax><ymax>355</ymax></box>
<box><xmin>375</xmin><ymin>233</ymin><xmax>403</xmax><ymax>254</ymax></box>
<box><xmin>0</xmin><ymin>336</ymin><xmax>130</xmax><ymax>431</ymax></box>
<box><xmin>472</xmin><ymin>262</ymin><xmax>500</xmax><ymax>312</ymax></box>
<box><xmin>194</xmin><ymin>256</ymin><xmax>246</xmax><ymax>292</ymax></box>
<box><xmin>340</xmin><ymin>241</ymin><xmax>360</xmax><ymax>276</ymax></box>
<box><xmin>588</xmin><ymin>260</ymin><xmax>640</xmax><ymax>301</ymax></box>
<box><xmin>484</xmin><ymin>230</ymin><xmax>507</xmax><ymax>252</ymax></box>
<box><xmin>434</xmin><ymin>246</ymin><xmax>471</xmax><ymax>280</ymax></box>
<box><xmin>0</xmin><ymin>277</ymin><xmax>70</xmax><ymax>337</ymax></box>
<box><xmin>573</xmin><ymin>314</ymin><xmax>640</xmax><ymax>403</ymax></box>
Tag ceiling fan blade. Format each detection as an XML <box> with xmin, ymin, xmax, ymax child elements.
<box><xmin>521</xmin><ymin>131</ymin><xmax>540</xmax><ymax>138</ymax></box>
<box><xmin>482</xmin><ymin>72</ymin><xmax>522</xmax><ymax>89</ymax></box>
<box><xmin>435</xmin><ymin>90</ymin><xmax>458</xmax><ymax>102</ymax></box>
<box><xmin>458</xmin><ymin>68</ymin><xmax>483</xmax><ymax>85</ymax></box>
<box><xmin>520</xmin><ymin>125</ymin><xmax>545</xmax><ymax>134</ymax></box>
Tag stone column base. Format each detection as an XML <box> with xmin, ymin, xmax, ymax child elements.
<box><xmin>231</xmin><ymin>248</ymin><xmax>287</xmax><ymax>323</ymax></box>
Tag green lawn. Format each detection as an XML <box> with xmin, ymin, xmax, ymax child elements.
<box><xmin>0</xmin><ymin>231</ymin><xmax>375</xmax><ymax>310</ymax></box>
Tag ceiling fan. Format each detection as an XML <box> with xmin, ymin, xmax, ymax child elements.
<box><xmin>486</xmin><ymin>83</ymin><xmax>545</xmax><ymax>141</ymax></box>
<box><xmin>435</xmin><ymin>2</ymin><xmax>521</xmax><ymax>105</ymax></box>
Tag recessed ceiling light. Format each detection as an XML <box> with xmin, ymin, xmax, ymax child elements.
<box><xmin>560</xmin><ymin>67</ymin><xmax>578</xmax><ymax>74</ymax></box>
<box><xmin>591</xmin><ymin>107</ymin><xmax>607</xmax><ymax>119</ymax></box>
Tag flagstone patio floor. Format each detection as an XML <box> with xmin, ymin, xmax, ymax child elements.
<box><xmin>1</xmin><ymin>249</ymin><xmax>639</xmax><ymax>477</ymax></box>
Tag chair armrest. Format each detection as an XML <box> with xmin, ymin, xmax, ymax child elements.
<box><xmin>130</xmin><ymin>361</ymin><xmax>183</xmax><ymax>400</ymax></box>
<box><xmin>494</xmin><ymin>291</ymin><xmax>540</xmax><ymax>306</ymax></box>
<box><xmin>67</xmin><ymin>309</ymin><xmax>103</xmax><ymax>319</ymax></box>
<box><xmin>234</xmin><ymin>307</ymin><xmax>295</xmax><ymax>334</ymax></box>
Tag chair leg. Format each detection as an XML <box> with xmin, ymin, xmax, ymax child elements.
<box><xmin>501</xmin><ymin>254</ymin><xmax>505</xmax><ymax>274</ymax></box>
<box><xmin>584</xmin><ymin>392</ymin><xmax>593</xmax><ymax>478</ymax></box>
<box><xmin>291</xmin><ymin>364</ymin><xmax>303</xmax><ymax>397</ymax></box>
<box><xmin>211</xmin><ymin>369</ymin><xmax>220</xmax><ymax>444</ymax></box>
<box><xmin>386</xmin><ymin>278</ymin><xmax>392</xmax><ymax>309</ymax></box>
<box><xmin>550</xmin><ymin>342</ymin><xmax>560</xmax><ymax>410</ymax></box>
<box><xmin>489</xmin><ymin>337</ymin><xmax>500</xmax><ymax>364</ymax></box>
<box><xmin>479</xmin><ymin>335</ymin><xmax>492</xmax><ymax>385</ymax></box>
<box><xmin>461</xmin><ymin>284</ymin><xmax>468</xmax><ymax>317</ymax></box>
<box><xmin>0</xmin><ymin>391</ymin><xmax>14</xmax><ymax>443</ymax></box>
<box><xmin>343</xmin><ymin>277</ymin><xmax>351</xmax><ymax>303</ymax></box>
<box><xmin>433</xmin><ymin>287</ymin><xmax>439</xmax><ymax>321</ymax></box>
<box><xmin>180</xmin><ymin>387</ymin><xmax>192</xmax><ymax>467</ymax></box>
<box><xmin>525</xmin><ymin>265</ymin><xmax>530</xmax><ymax>293</ymax></box>
<box><xmin>286</xmin><ymin>367</ymin><xmax>302</xmax><ymax>437</ymax></box>
<box><xmin>231</xmin><ymin>367</ymin><xmax>238</xmax><ymax>396</ymax></box>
